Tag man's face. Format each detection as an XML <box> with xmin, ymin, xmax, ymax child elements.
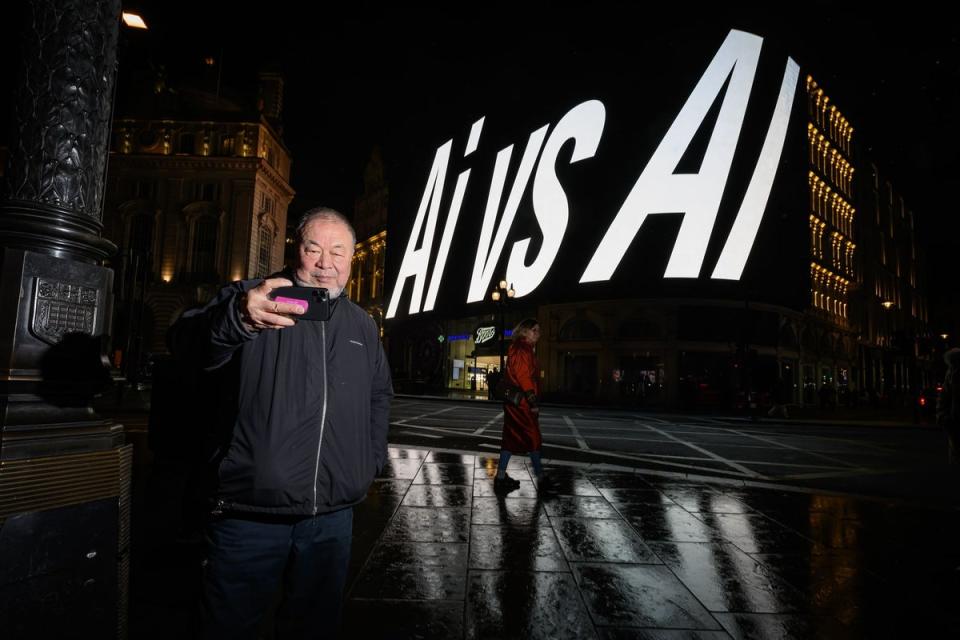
<box><xmin>296</xmin><ymin>219</ymin><xmax>354</xmax><ymax>297</ymax></box>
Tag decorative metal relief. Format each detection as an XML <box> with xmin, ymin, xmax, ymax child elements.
<box><xmin>3</xmin><ymin>0</ymin><xmax>120</xmax><ymax>220</ymax></box>
<box><xmin>30</xmin><ymin>278</ymin><xmax>99</xmax><ymax>345</ymax></box>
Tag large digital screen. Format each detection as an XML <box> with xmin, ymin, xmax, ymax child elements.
<box><xmin>385</xmin><ymin>28</ymin><xmax>808</xmax><ymax>321</ymax></box>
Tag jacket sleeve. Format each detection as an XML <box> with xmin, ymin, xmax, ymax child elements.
<box><xmin>167</xmin><ymin>280</ymin><xmax>262</xmax><ymax>371</ymax></box>
<box><xmin>509</xmin><ymin>348</ymin><xmax>538</xmax><ymax>396</ymax></box>
<box><xmin>368</xmin><ymin>318</ymin><xmax>394</xmax><ymax>474</ymax></box>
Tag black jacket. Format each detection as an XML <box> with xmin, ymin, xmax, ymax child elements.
<box><xmin>168</xmin><ymin>276</ymin><xmax>393</xmax><ymax>516</ymax></box>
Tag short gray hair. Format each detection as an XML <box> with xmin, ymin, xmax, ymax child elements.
<box><xmin>295</xmin><ymin>207</ymin><xmax>356</xmax><ymax>246</ymax></box>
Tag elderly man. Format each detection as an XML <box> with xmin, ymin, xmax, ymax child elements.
<box><xmin>168</xmin><ymin>207</ymin><xmax>393</xmax><ymax>639</ymax></box>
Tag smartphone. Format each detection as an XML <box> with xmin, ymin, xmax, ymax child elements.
<box><xmin>268</xmin><ymin>286</ymin><xmax>332</xmax><ymax>321</ymax></box>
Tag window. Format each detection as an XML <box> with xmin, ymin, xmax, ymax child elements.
<box><xmin>128</xmin><ymin>214</ymin><xmax>153</xmax><ymax>256</ymax></box>
<box><xmin>198</xmin><ymin>183</ymin><xmax>217</xmax><ymax>201</ymax></box>
<box><xmin>134</xmin><ymin>180</ymin><xmax>153</xmax><ymax>199</ymax></box>
<box><xmin>257</xmin><ymin>227</ymin><xmax>272</xmax><ymax>278</ymax></box>
<box><xmin>179</xmin><ymin>133</ymin><xmax>196</xmax><ymax>155</ymax></box>
<box><xmin>220</xmin><ymin>136</ymin><xmax>235</xmax><ymax>156</ymax></box>
<box><xmin>259</xmin><ymin>192</ymin><xmax>273</xmax><ymax>214</ymax></box>
<box><xmin>559</xmin><ymin>316</ymin><xmax>601</xmax><ymax>341</ymax></box>
<box><xmin>192</xmin><ymin>217</ymin><xmax>218</xmax><ymax>277</ymax></box>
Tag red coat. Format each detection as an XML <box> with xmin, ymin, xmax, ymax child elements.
<box><xmin>501</xmin><ymin>339</ymin><xmax>542</xmax><ymax>453</ymax></box>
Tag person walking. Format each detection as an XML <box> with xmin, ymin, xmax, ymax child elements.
<box><xmin>493</xmin><ymin>318</ymin><xmax>549</xmax><ymax>492</ymax></box>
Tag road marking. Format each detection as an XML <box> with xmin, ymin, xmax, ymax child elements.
<box><xmin>399</xmin><ymin>431</ymin><xmax>443</xmax><ymax>439</ymax></box>
<box><xmin>563</xmin><ymin>415</ymin><xmax>590</xmax><ymax>450</ymax></box>
<box><xmin>719</xmin><ymin>426</ymin><xmax>861</xmax><ymax>469</ymax></box>
<box><xmin>403</xmin><ymin>406</ymin><xmax>460</xmax><ymax>421</ymax></box>
<box><xmin>540</xmin><ymin>440</ymin><xmax>758</xmax><ymax>478</ymax></box>
<box><xmin>779</xmin><ymin>467</ymin><xmax>903</xmax><ymax>480</ymax></box>
<box><xmin>472</xmin><ymin>412</ymin><xmax>503</xmax><ymax>436</ymax></box>
<box><xmin>636</xmin><ymin>421</ymin><xmax>765</xmax><ymax>479</ymax></box>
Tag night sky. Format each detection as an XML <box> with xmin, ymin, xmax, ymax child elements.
<box><xmin>2</xmin><ymin>2</ymin><xmax>957</xmax><ymax>314</ymax></box>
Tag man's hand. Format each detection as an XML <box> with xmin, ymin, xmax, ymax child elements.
<box><xmin>238</xmin><ymin>278</ymin><xmax>304</xmax><ymax>331</ymax></box>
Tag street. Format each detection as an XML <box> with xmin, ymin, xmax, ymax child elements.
<box><xmin>389</xmin><ymin>397</ymin><xmax>957</xmax><ymax>507</ymax></box>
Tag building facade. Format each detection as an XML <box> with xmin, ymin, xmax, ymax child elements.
<box><xmin>347</xmin><ymin>148</ymin><xmax>389</xmax><ymax>335</ymax></box>
<box><xmin>101</xmin><ymin>73</ymin><xmax>294</xmax><ymax>374</ymax></box>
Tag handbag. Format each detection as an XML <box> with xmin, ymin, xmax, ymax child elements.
<box><xmin>493</xmin><ymin>377</ymin><xmax>524</xmax><ymax>406</ymax></box>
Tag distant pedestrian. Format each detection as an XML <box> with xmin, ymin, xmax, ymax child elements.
<box><xmin>486</xmin><ymin>367</ymin><xmax>501</xmax><ymax>401</ymax></box>
<box><xmin>494</xmin><ymin>319</ymin><xmax>549</xmax><ymax>492</ymax></box>
<box><xmin>818</xmin><ymin>382</ymin><xmax>835</xmax><ymax>410</ymax></box>
<box><xmin>767</xmin><ymin>376</ymin><xmax>789</xmax><ymax>419</ymax></box>
<box><xmin>937</xmin><ymin>348</ymin><xmax>960</xmax><ymax>464</ymax></box>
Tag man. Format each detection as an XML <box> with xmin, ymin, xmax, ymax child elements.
<box><xmin>486</xmin><ymin>367</ymin><xmax>501</xmax><ymax>401</ymax></box>
<box><xmin>168</xmin><ymin>207</ymin><xmax>393</xmax><ymax>639</ymax></box>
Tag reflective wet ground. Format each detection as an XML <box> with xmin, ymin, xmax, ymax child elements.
<box><xmin>125</xmin><ymin>443</ymin><xmax>960</xmax><ymax>638</ymax></box>
<box><xmin>343</xmin><ymin>447</ymin><xmax>960</xmax><ymax>639</ymax></box>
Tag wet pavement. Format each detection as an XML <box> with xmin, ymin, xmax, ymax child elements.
<box><xmin>124</xmin><ymin>439</ymin><xmax>960</xmax><ymax>638</ymax></box>
<box><xmin>340</xmin><ymin>447</ymin><xmax>960</xmax><ymax>639</ymax></box>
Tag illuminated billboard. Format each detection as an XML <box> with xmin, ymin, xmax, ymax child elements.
<box><xmin>386</xmin><ymin>28</ymin><xmax>809</xmax><ymax>321</ymax></box>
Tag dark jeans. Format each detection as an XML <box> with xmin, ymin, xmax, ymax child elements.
<box><xmin>200</xmin><ymin>507</ymin><xmax>353</xmax><ymax>640</ymax></box>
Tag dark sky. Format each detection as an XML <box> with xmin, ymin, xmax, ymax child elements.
<box><xmin>2</xmin><ymin>2</ymin><xmax>957</xmax><ymax>269</ymax></box>
<box><xmin>122</xmin><ymin>4</ymin><xmax>956</xmax><ymax>241</ymax></box>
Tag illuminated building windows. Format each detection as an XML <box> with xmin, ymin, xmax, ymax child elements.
<box><xmin>807</xmin><ymin>123</ymin><xmax>853</xmax><ymax>199</ymax></box>
<box><xmin>809</xmin><ymin>262</ymin><xmax>850</xmax><ymax>322</ymax></box>
<box><xmin>807</xmin><ymin>76</ymin><xmax>853</xmax><ymax>156</ymax></box>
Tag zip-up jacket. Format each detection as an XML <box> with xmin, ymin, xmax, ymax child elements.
<box><xmin>168</xmin><ymin>274</ymin><xmax>393</xmax><ymax>516</ymax></box>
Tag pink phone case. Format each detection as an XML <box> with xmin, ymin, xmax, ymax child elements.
<box><xmin>274</xmin><ymin>296</ymin><xmax>308</xmax><ymax>311</ymax></box>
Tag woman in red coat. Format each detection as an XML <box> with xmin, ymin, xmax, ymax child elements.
<box><xmin>494</xmin><ymin>318</ymin><xmax>546</xmax><ymax>492</ymax></box>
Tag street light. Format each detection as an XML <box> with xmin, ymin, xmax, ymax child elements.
<box><xmin>121</xmin><ymin>12</ymin><xmax>148</xmax><ymax>29</ymax></box>
<box><xmin>491</xmin><ymin>279</ymin><xmax>515</xmax><ymax>373</ymax></box>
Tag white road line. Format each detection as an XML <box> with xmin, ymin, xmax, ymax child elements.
<box><xmin>563</xmin><ymin>415</ymin><xmax>590</xmax><ymax>450</ymax></box>
<box><xmin>402</xmin><ymin>406</ymin><xmax>460</xmax><ymax>421</ymax></box>
<box><xmin>637</xmin><ymin>421</ymin><xmax>765</xmax><ymax>480</ymax></box>
<box><xmin>472</xmin><ymin>412</ymin><xmax>503</xmax><ymax>436</ymax></box>
<box><xmin>719</xmin><ymin>426</ymin><xmax>861</xmax><ymax>469</ymax></box>
<box><xmin>685</xmin><ymin>417</ymin><xmax>734</xmax><ymax>425</ymax></box>
<box><xmin>779</xmin><ymin>467</ymin><xmax>905</xmax><ymax>481</ymax></box>
<box><xmin>540</xmin><ymin>440</ymin><xmax>757</xmax><ymax>478</ymax></box>
<box><xmin>391</xmin><ymin>422</ymin><xmax>501</xmax><ymax>439</ymax></box>
<box><xmin>400</xmin><ymin>431</ymin><xmax>443</xmax><ymax>439</ymax></box>
<box><xmin>587</xmin><ymin>451</ymin><xmax>848</xmax><ymax>470</ymax></box>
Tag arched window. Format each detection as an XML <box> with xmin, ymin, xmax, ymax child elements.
<box><xmin>559</xmin><ymin>315</ymin><xmax>601</xmax><ymax>341</ymax></box>
<box><xmin>618</xmin><ymin>317</ymin><xmax>661</xmax><ymax>339</ymax></box>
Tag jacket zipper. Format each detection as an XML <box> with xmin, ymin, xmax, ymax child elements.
<box><xmin>312</xmin><ymin>320</ymin><xmax>328</xmax><ymax>515</ymax></box>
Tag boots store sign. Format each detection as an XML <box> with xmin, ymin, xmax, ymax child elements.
<box><xmin>387</xmin><ymin>30</ymin><xmax>801</xmax><ymax>320</ymax></box>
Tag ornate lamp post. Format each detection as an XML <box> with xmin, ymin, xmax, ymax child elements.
<box><xmin>490</xmin><ymin>279</ymin><xmax>515</xmax><ymax>373</ymax></box>
<box><xmin>0</xmin><ymin>4</ymin><xmax>145</xmax><ymax>636</ymax></box>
